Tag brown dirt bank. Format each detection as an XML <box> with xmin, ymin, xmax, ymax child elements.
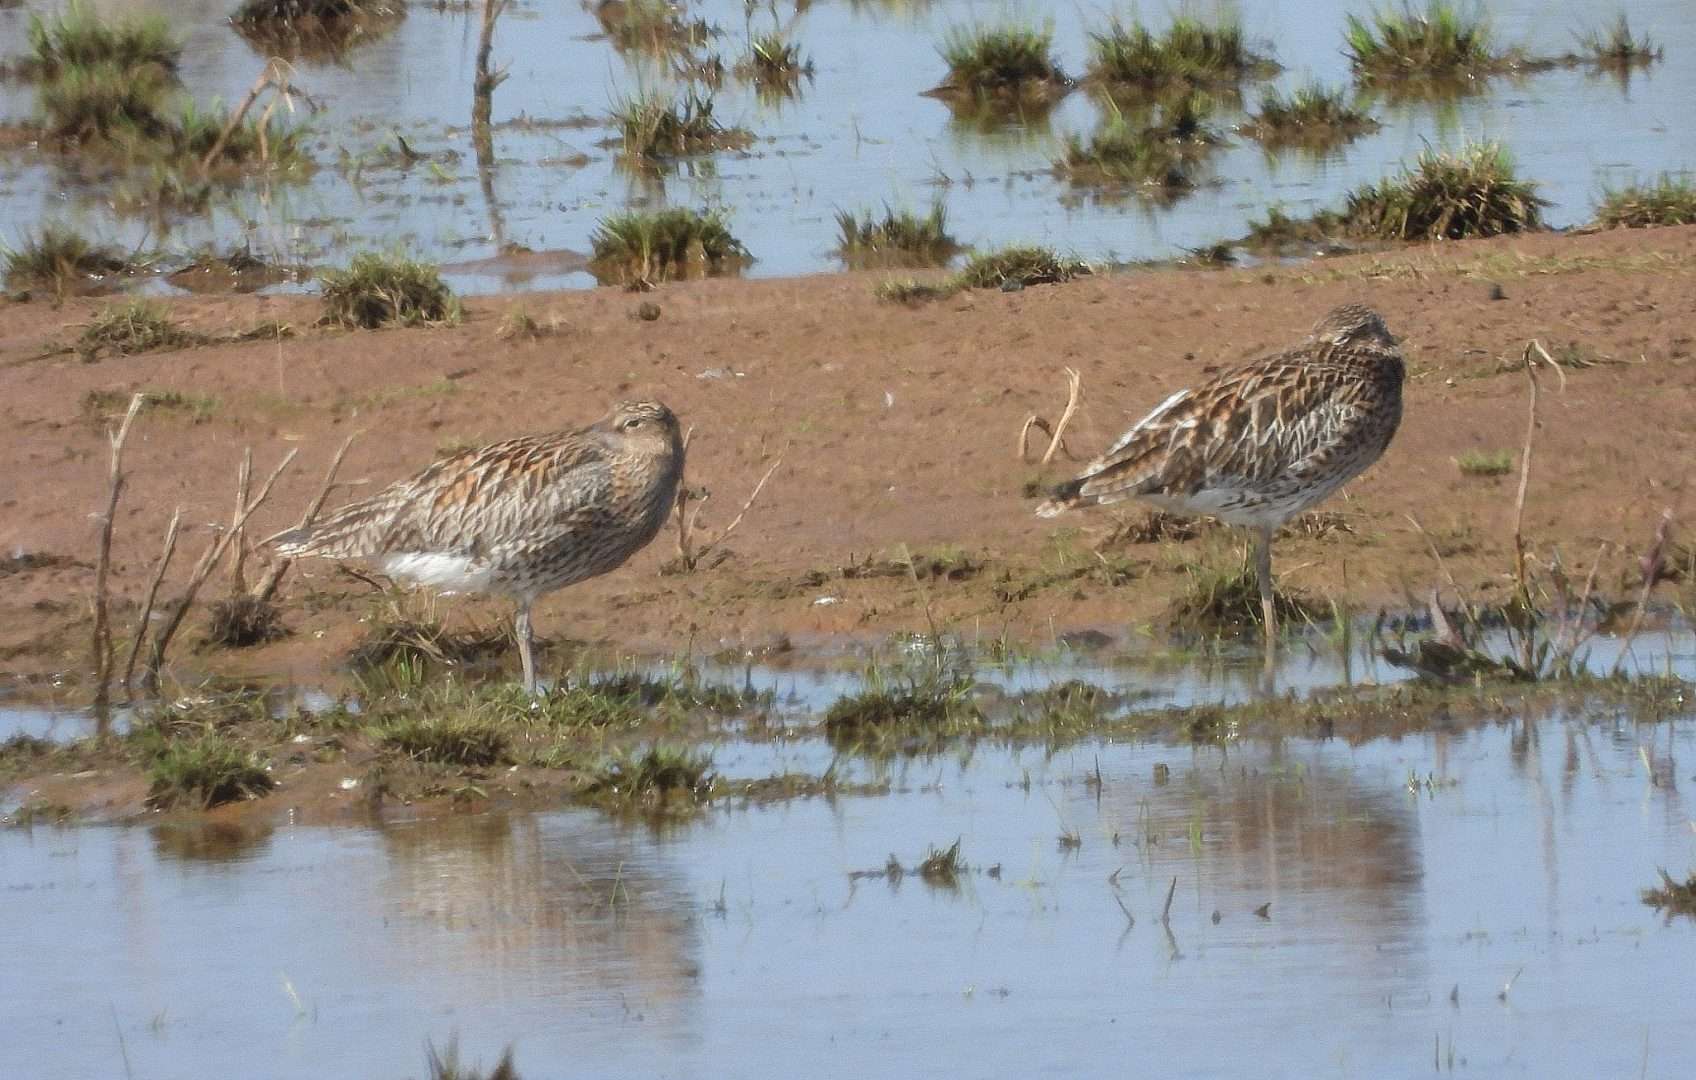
<box><xmin>2</xmin><ymin>226</ymin><xmax>1694</xmax><ymax>689</ymax></box>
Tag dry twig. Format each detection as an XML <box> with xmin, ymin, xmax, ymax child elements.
<box><xmin>121</xmin><ymin>508</ymin><xmax>182</xmax><ymax>693</ymax></box>
<box><xmin>672</xmin><ymin>432</ymin><xmax>786</xmax><ymax>573</ymax></box>
<box><xmin>252</xmin><ymin>434</ymin><xmax>357</xmax><ymax>602</ymax></box>
<box><xmin>1017</xmin><ymin>367</ymin><xmax>1083</xmax><ymax>463</ymax></box>
<box><xmin>91</xmin><ymin>395</ymin><xmax>143</xmax><ymax>707</ymax></box>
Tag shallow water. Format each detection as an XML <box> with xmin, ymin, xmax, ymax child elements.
<box><xmin>2</xmin><ymin>0</ymin><xmax>1694</xmax><ymax>293</ymax></box>
<box><xmin>6</xmin><ymin>709</ymin><xmax>1696</xmax><ymax>1078</ymax></box>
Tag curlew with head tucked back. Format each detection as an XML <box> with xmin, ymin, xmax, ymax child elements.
<box><xmin>1037</xmin><ymin>304</ymin><xmax>1405</xmax><ymax>638</ymax></box>
<box><xmin>270</xmin><ymin>400</ymin><xmax>685</xmax><ymax>691</ymax></box>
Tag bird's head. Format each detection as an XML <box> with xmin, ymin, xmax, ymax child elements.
<box><xmin>599</xmin><ymin>399</ymin><xmax>684</xmax><ymax>459</ymax></box>
<box><xmin>1310</xmin><ymin>304</ymin><xmax>1398</xmax><ymax>350</ymax></box>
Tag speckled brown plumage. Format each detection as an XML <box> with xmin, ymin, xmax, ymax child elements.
<box><xmin>271</xmin><ymin>400</ymin><xmax>685</xmax><ymax>689</ymax></box>
<box><xmin>1038</xmin><ymin>304</ymin><xmax>1404</xmax><ymax>635</ymax></box>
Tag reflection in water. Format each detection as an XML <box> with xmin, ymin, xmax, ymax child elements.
<box><xmin>6</xmin><ymin>716</ymin><xmax>1696</xmax><ymax>1078</ymax></box>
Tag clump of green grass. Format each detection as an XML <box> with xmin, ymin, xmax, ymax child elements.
<box><xmin>612</xmin><ymin>89</ymin><xmax>751</xmax><ymax>161</ymax></box>
<box><xmin>1338</xmin><ymin>142</ymin><xmax>1546</xmax><ymax>240</ymax></box>
<box><xmin>205</xmin><ymin>596</ymin><xmax>286</xmax><ymax>648</ymax></box>
<box><xmin>26</xmin><ymin>1</ymin><xmax>181</xmax><ymax>79</ymax></box>
<box><xmin>83</xmin><ymin>388</ymin><xmax>218</xmax><ymax>422</ymax></box>
<box><xmin>1576</xmin><ymin>14</ymin><xmax>1660</xmax><ymax>70</ymax></box>
<box><xmin>951</xmin><ymin>245</ymin><xmax>1091</xmax><ymax>290</ymax></box>
<box><xmin>934</xmin><ymin>21</ymin><xmax>1069</xmax><ymax>105</ymax></box>
<box><xmin>736</xmin><ymin>29</ymin><xmax>815</xmax><ymax>89</ymax></box>
<box><xmin>1345</xmin><ymin>1</ymin><xmax>1500</xmax><ymax>80</ymax></box>
<box><xmin>589</xmin><ymin>207</ymin><xmax>749</xmax><ymax>282</ymax></box>
<box><xmin>144</xmin><ymin>734</ymin><xmax>274</xmax><ymax>809</ymax></box>
<box><xmin>1166</xmin><ymin>558</ymin><xmax>1316</xmax><ymax>634</ymax></box>
<box><xmin>231</xmin><ymin>0</ymin><xmax>407</xmax><ymax>59</ymax></box>
<box><xmin>1086</xmin><ymin>13</ymin><xmax>1274</xmax><ymax>90</ymax></box>
<box><xmin>587</xmin><ymin>744</ymin><xmax>714</xmax><ymax>803</ymax></box>
<box><xmin>168</xmin><ymin>99</ymin><xmax>312</xmax><ymax>173</ymax></box>
<box><xmin>425</xmin><ymin>1039</ymin><xmax>522</xmax><ymax>1080</ymax></box>
<box><xmin>3</xmin><ymin>224</ymin><xmax>132</xmax><ymax>293</ymax></box>
<box><xmin>1594</xmin><ymin>175</ymin><xmax>1696</xmax><ymax>230</ymax></box>
<box><xmin>78</xmin><ymin>300</ymin><xmax>198</xmax><ymax>360</ymax></box>
<box><xmin>1455</xmin><ymin>449</ymin><xmax>1513</xmax><ymax>476</ymax></box>
<box><xmin>1054</xmin><ymin>111</ymin><xmax>1206</xmax><ymax>195</ymax></box>
<box><xmin>319</xmin><ymin>252</ymin><xmax>459</xmax><ymax>329</ymax></box>
<box><xmin>835</xmin><ymin>202</ymin><xmax>959</xmax><ymax>267</ymax></box>
<box><xmin>1643</xmin><ymin>869</ymin><xmax>1696</xmax><ymax>919</ymax></box>
<box><xmin>599</xmin><ymin>0</ymin><xmax>714</xmax><ymax>54</ymax></box>
<box><xmin>36</xmin><ymin>58</ymin><xmax>174</xmax><ymax>142</ymax></box>
<box><xmin>1243</xmin><ymin>83</ymin><xmax>1379</xmax><ymax>147</ymax></box>
<box><xmin>823</xmin><ymin>673</ymin><xmax>977</xmax><ymax>743</ymax></box>
<box><xmin>379</xmin><ymin>714</ymin><xmax>509</xmax><ymax>767</ymax></box>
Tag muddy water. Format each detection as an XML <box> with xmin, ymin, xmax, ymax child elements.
<box><xmin>5</xmin><ymin>711</ymin><xmax>1695</xmax><ymax>1078</ymax></box>
<box><xmin>1</xmin><ymin>1</ymin><xmax>1695</xmax><ymax>292</ymax></box>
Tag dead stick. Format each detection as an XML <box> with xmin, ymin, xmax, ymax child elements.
<box><xmin>252</xmin><ymin>434</ymin><xmax>357</xmax><ymax>603</ymax></box>
<box><xmin>227</xmin><ymin>448</ymin><xmax>253</xmax><ymax>595</ymax></box>
<box><xmin>92</xmin><ymin>395</ymin><xmax>144</xmax><ymax>708</ymax></box>
<box><xmin>1161</xmin><ymin>875</ymin><xmax>1177</xmax><ymax>924</ymax></box>
<box><xmin>694</xmin><ymin>452</ymin><xmax>786</xmax><ymax>565</ymax></box>
<box><xmin>1618</xmin><ymin>509</ymin><xmax>1674</xmax><ymax>667</ymax></box>
<box><xmin>1511</xmin><ymin>343</ymin><xmax>1541</xmax><ymax>605</ymax></box>
<box><xmin>145</xmin><ymin>449</ymin><xmax>297</xmax><ymax>688</ymax></box>
<box><xmin>121</xmin><ymin>507</ymin><xmax>181</xmax><ymax>692</ymax></box>
<box><xmin>200</xmin><ymin>64</ymin><xmax>275</xmax><ymax>174</ymax></box>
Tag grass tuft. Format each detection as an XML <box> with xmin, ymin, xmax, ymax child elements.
<box><xmin>823</xmin><ymin>672</ymin><xmax>980</xmax><ymax>751</ymax></box>
<box><xmin>144</xmin><ymin>734</ymin><xmax>274</xmax><ymax>809</ymax></box>
<box><xmin>231</xmin><ymin>0</ymin><xmax>406</xmax><ymax>59</ymax></box>
<box><xmin>26</xmin><ymin>1</ymin><xmax>181</xmax><ymax>79</ymax></box>
<box><xmin>875</xmin><ymin>277</ymin><xmax>953</xmax><ymax>304</ymax></box>
<box><xmin>835</xmin><ymin>203</ymin><xmax>959</xmax><ymax>267</ymax></box>
<box><xmin>935</xmin><ymin>20</ymin><xmax>1068</xmax><ymax>104</ymax></box>
<box><xmin>612</xmin><ymin>88</ymin><xmax>751</xmax><ymax>161</ymax></box>
<box><xmin>424</xmin><ymin>1039</ymin><xmax>522</xmax><ymax>1080</ymax></box>
<box><xmin>379</xmin><ymin>714</ymin><xmax>510</xmax><ymax>767</ymax></box>
<box><xmin>1086</xmin><ymin>13</ymin><xmax>1273</xmax><ymax>89</ymax></box>
<box><xmin>1339</xmin><ymin>142</ymin><xmax>1546</xmax><ymax>240</ymax></box>
<box><xmin>1595</xmin><ymin>175</ymin><xmax>1696</xmax><ymax>230</ymax></box>
<box><xmin>78</xmin><ymin>300</ymin><xmax>197</xmax><ymax>360</ymax></box>
<box><xmin>3</xmin><ymin>224</ymin><xmax>132</xmax><ymax>294</ymax></box>
<box><xmin>205</xmin><ymin>596</ymin><xmax>287</xmax><ymax>648</ymax></box>
<box><xmin>587</xmin><ymin>744</ymin><xmax>714</xmax><ymax>803</ymax></box>
<box><xmin>319</xmin><ymin>252</ymin><xmax>459</xmax><ymax>329</ymax></box>
<box><xmin>1165</xmin><ymin>558</ymin><xmax>1316</xmax><ymax>634</ymax></box>
<box><xmin>1577</xmin><ymin>14</ymin><xmax>1660</xmax><ymax>70</ymax></box>
<box><xmin>736</xmin><ymin>29</ymin><xmax>814</xmax><ymax>90</ymax></box>
<box><xmin>37</xmin><ymin>58</ymin><xmax>174</xmax><ymax>142</ymax></box>
<box><xmin>1455</xmin><ymin>449</ymin><xmax>1513</xmax><ymax>476</ymax></box>
<box><xmin>1243</xmin><ymin>83</ymin><xmax>1379</xmax><ymax>148</ymax></box>
<box><xmin>1642</xmin><ymin>869</ymin><xmax>1696</xmax><ymax>919</ymax></box>
<box><xmin>1345</xmin><ymin>1</ymin><xmax>1498</xmax><ymax>79</ymax></box>
<box><xmin>599</xmin><ymin>0</ymin><xmax>714</xmax><ymax>55</ymax></box>
<box><xmin>589</xmin><ymin>207</ymin><xmax>749</xmax><ymax>282</ymax></box>
<box><xmin>951</xmin><ymin>245</ymin><xmax>1091</xmax><ymax>290</ymax></box>
<box><xmin>917</xmin><ymin>838</ymin><xmax>965</xmax><ymax>888</ymax></box>
<box><xmin>1054</xmin><ymin>102</ymin><xmax>1215</xmax><ymax>195</ymax></box>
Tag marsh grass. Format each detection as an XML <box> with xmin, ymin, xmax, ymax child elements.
<box><xmin>231</xmin><ymin>0</ymin><xmax>406</xmax><ymax>59</ymax></box>
<box><xmin>425</xmin><ymin>1039</ymin><xmax>522</xmax><ymax>1080</ymax></box>
<box><xmin>78</xmin><ymin>300</ymin><xmax>198</xmax><ymax>359</ymax></box>
<box><xmin>378</xmin><ymin>713</ymin><xmax>510</xmax><ymax>766</ymax></box>
<box><xmin>1595</xmin><ymin>175</ymin><xmax>1696</xmax><ymax>229</ymax></box>
<box><xmin>917</xmin><ymin>838</ymin><xmax>965</xmax><ymax>888</ymax></box>
<box><xmin>823</xmin><ymin>671</ymin><xmax>980</xmax><ymax>751</ymax></box>
<box><xmin>1243</xmin><ymin>84</ymin><xmax>1379</xmax><ymax>148</ymax></box>
<box><xmin>205</xmin><ymin>596</ymin><xmax>287</xmax><ymax>648</ymax></box>
<box><xmin>934</xmin><ymin>20</ymin><xmax>1069</xmax><ymax>107</ymax></box>
<box><xmin>168</xmin><ymin>99</ymin><xmax>311</xmax><ymax>173</ymax></box>
<box><xmin>83</xmin><ymin>387</ymin><xmax>218</xmax><ymax>422</ymax></box>
<box><xmin>1642</xmin><ymin>869</ymin><xmax>1696</xmax><ymax>919</ymax></box>
<box><xmin>1054</xmin><ymin>109</ymin><xmax>1210</xmax><ymax>195</ymax></box>
<box><xmin>349</xmin><ymin>609</ymin><xmax>509</xmax><ymax>672</ymax></box>
<box><xmin>874</xmin><ymin>277</ymin><xmax>953</xmax><ymax>304</ymax></box>
<box><xmin>586</xmin><ymin>744</ymin><xmax>715</xmax><ymax>805</ymax></box>
<box><xmin>601</xmin><ymin>0</ymin><xmax>714</xmax><ymax>54</ymax></box>
<box><xmin>144</xmin><ymin>733</ymin><xmax>274</xmax><ymax>809</ymax></box>
<box><xmin>3</xmin><ymin>224</ymin><xmax>133</xmax><ymax>293</ymax></box>
<box><xmin>834</xmin><ymin>202</ymin><xmax>959</xmax><ymax>267</ymax></box>
<box><xmin>1345</xmin><ymin>1</ymin><xmax>1502</xmax><ymax>80</ymax></box>
<box><xmin>25</xmin><ymin>2</ymin><xmax>180</xmax><ymax>79</ymax></box>
<box><xmin>612</xmin><ymin>89</ymin><xmax>751</xmax><ymax>161</ymax></box>
<box><xmin>1455</xmin><ymin>449</ymin><xmax>1513</xmax><ymax>476</ymax></box>
<box><xmin>951</xmin><ymin>245</ymin><xmax>1091</xmax><ymax>289</ymax></box>
<box><xmin>1576</xmin><ymin>14</ymin><xmax>1660</xmax><ymax>70</ymax></box>
<box><xmin>736</xmin><ymin>29</ymin><xmax>814</xmax><ymax>89</ymax></box>
<box><xmin>37</xmin><ymin>59</ymin><xmax>174</xmax><ymax>141</ymax></box>
<box><xmin>1339</xmin><ymin>142</ymin><xmax>1546</xmax><ymax>240</ymax></box>
<box><xmin>1166</xmin><ymin>558</ymin><xmax>1316</xmax><ymax>634</ymax></box>
<box><xmin>589</xmin><ymin>207</ymin><xmax>749</xmax><ymax>281</ymax></box>
<box><xmin>1086</xmin><ymin>14</ymin><xmax>1274</xmax><ymax>90</ymax></box>
<box><xmin>319</xmin><ymin>252</ymin><xmax>459</xmax><ymax>328</ymax></box>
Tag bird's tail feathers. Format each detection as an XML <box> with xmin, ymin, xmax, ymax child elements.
<box><xmin>1035</xmin><ymin>477</ymin><xmax>1087</xmax><ymax>519</ymax></box>
<box><xmin>265</xmin><ymin>497</ymin><xmax>398</xmax><ymax>559</ymax></box>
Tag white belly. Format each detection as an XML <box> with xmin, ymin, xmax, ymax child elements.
<box><xmin>382</xmin><ymin>552</ymin><xmax>499</xmax><ymax>595</ymax></box>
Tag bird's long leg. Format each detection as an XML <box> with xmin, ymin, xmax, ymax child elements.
<box><xmin>515</xmin><ymin>599</ymin><xmax>537</xmax><ymax>694</ymax></box>
<box><xmin>1255</xmin><ymin>524</ymin><xmax>1277</xmax><ymax>642</ymax></box>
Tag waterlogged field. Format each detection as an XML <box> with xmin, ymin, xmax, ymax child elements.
<box><xmin>1</xmin><ymin>0</ymin><xmax>1695</xmax><ymax>291</ymax></box>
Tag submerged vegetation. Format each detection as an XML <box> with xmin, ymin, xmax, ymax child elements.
<box><xmin>1595</xmin><ymin>175</ymin><xmax>1696</xmax><ymax>230</ymax></box>
<box><xmin>230</xmin><ymin>0</ymin><xmax>407</xmax><ymax>59</ymax></box>
<box><xmin>1055</xmin><ymin>102</ymin><xmax>1216</xmax><ymax>197</ymax></box>
<box><xmin>952</xmin><ymin>245</ymin><xmax>1091</xmax><ymax>290</ymax></box>
<box><xmin>25</xmin><ymin>2</ymin><xmax>181</xmax><ymax>79</ymax></box>
<box><xmin>1642</xmin><ymin>869</ymin><xmax>1696</xmax><ymax>919</ymax></box>
<box><xmin>590</xmin><ymin>207</ymin><xmax>749</xmax><ymax>282</ymax></box>
<box><xmin>318</xmin><ymin>252</ymin><xmax>459</xmax><ymax>328</ymax></box>
<box><xmin>2</xmin><ymin>224</ymin><xmax>134</xmax><ymax>295</ymax></box>
<box><xmin>1576</xmin><ymin>14</ymin><xmax>1661</xmax><ymax>71</ymax></box>
<box><xmin>612</xmin><ymin>89</ymin><xmax>751</xmax><ymax>162</ymax></box>
<box><xmin>834</xmin><ymin>203</ymin><xmax>959</xmax><ymax>267</ymax></box>
<box><xmin>1344</xmin><ymin>1</ymin><xmax>1504</xmax><ymax>82</ymax></box>
<box><xmin>142</xmin><ymin>733</ymin><xmax>275</xmax><ymax>809</ymax></box>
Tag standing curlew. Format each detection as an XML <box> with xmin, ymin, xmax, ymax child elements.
<box><xmin>270</xmin><ymin>400</ymin><xmax>685</xmax><ymax>691</ymax></box>
<box><xmin>1037</xmin><ymin>304</ymin><xmax>1404</xmax><ymax>638</ymax></box>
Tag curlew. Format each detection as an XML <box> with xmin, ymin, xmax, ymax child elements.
<box><xmin>270</xmin><ymin>400</ymin><xmax>685</xmax><ymax>691</ymax></box>
<box><xmin>1037</xmin><ymin>304</ymin><xmax>1405</xmax><ymax>638</ymax></box>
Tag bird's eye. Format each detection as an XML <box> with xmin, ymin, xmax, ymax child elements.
<box><xmin>622</xmin><ymin>418</ymin><xmax>643</xmax><ymax>430</ymax></box>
